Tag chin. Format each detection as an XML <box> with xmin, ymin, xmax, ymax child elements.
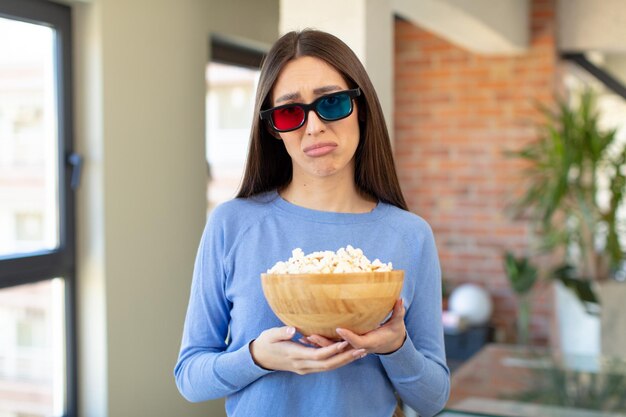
<box><xmin>310</xmin><ymin>166</ymin><xmax>340</xmax><ymax>177</ymax></box>
<box><xmin>300</xmin><ymin>159</ymin><xmax>352</xmax><ymax>178</ymax></box>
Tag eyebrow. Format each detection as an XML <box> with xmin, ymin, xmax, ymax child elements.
<box><xmin>274</xmin><ymin>85</ymin><xmax>344</xmax><ymax>104</ymax></box>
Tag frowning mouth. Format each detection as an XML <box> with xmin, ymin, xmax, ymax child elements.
<box><xmin>303</xmin><ymin>142</ymin><xmax>338</xmax><ymax>157</ymax></box>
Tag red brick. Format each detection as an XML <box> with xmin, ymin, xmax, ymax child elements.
<box><xmin>394</xmin><ymin>0</ymin><xmax>558</xmax><ymax>346</ymax></box>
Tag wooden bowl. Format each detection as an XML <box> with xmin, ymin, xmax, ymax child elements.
<box><xmin>261</xmin><ymin>270</ymin><xmax>404</xmax><ymax>339</ymax></box>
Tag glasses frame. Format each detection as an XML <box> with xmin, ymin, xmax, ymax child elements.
<box><xmin>260</xmin><ymin>88</ymin><xmax>361</xmax><ymax>133</ymax></box>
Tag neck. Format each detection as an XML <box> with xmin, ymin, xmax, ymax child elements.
<box><xmin>280</xmin><ymin>170</ymin><xmax>376</xmax><ymax>213</ymax></box>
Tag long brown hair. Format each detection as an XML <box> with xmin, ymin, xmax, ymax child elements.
<box><xmin>236</xmin><ymin>29</ymin><xmax>408</xmax><ymax>211</ymax></box>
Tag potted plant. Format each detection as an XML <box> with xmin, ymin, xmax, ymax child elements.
<box><xmin>508</xmin><ymin>88</ymin><xmax>626</xmax><ymax>355</ymax></box>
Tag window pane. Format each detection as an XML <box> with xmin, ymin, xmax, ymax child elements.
<box><xmin>206</xmin><ymin>63</ymin><xmax>260</xmax><ymax>211</ymax></box>
<box><xmin>0</xmin><ymin>279</ymin><xmax>66</xmax><ymax>417</ymax></box>
<box><xmin>0</xmin><ymin>17</ymin><xmax>59</xmax><ymax>257</ymax></box>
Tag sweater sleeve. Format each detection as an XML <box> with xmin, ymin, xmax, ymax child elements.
<box><xmin>174</xmin><ymin>214</ymin><xmax>273</xmax><ymax>402</ymax></box>
<box><xmin>378</xmin><ymin>222</ymin><xmax>450</xmax><ymax>417</ymax></box>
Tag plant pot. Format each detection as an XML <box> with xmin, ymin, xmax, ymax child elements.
<box><xmin>554</xmin><ymin>281</ymin><xmax>600</xmax><ymax>357</ymax></box>
<box><xmin>516</xmin><ymin>294</ymin><xmax>531</xmax><ymax>345</ymax></box>
<box><xmin>598</xmin><ymin>281</ymin><xmax>626</xmax><ymax>359</ymax></box>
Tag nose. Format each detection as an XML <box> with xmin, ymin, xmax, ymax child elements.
<box><xmin>305</xmin><ymin>109</ymin><xmax>326</xmax><ymax>135</ymax></box>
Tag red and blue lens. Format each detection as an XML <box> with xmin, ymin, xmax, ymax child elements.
<box><xmin>260</xmin><ymin>88</ymin><xmax>361</xmax><ymax>133</ymax></box>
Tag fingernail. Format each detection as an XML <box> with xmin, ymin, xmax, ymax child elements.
<box><xmin>286</xmin><ymin>327</ymin><xmax>295</xmax><ymax>336</ymax></box>
<box><xmin>337</xmin><ymin>341</ymin><xmax>349</xmax><ymax>350</ymax></box>
<box><xmin>335</xmin><ymin>328</ymin><xmax>345</xmax><ymax>336</ymax></box>
<box><xmin>353</xmin><ymin>349</ymin><xmax>366</xmax><ymax>358</ymax></box>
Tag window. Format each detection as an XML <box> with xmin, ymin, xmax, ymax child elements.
<box><xmin>0</xmin><ymin>1</ymin><xmax>76</xmax><ymax>416</ymax></box>
<box><xmin>206</xmin><ymin>36</ymin><xmax>264</xmax><ymax>211</ymax></box>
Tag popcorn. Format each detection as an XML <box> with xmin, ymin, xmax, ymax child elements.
<box><xmin>267</xmin><ymin>245</ymin><xmax>393</xmax><ymax>274</ymax></box>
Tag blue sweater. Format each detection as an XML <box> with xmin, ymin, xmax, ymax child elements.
<box><xmin>174</xmin><ymin>191</ymin><xmax>450</xmax><ymax>417</ymax></box>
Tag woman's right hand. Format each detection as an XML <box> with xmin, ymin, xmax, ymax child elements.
<box><xmin>249</xmin><ymin>326</ymin><xmax>367</xmax><ymax>375</ymax></box>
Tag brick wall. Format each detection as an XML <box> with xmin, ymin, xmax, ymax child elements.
<box><xmin>394</xmin><ymin>0</ymin><xmax>559</xmax><ymax>344</ymax></box>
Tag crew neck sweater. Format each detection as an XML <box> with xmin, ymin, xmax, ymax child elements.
<box><xmin>174</xmin><ymin>191</ymin><xmax>450</xmax><ymax>417</ymax></box>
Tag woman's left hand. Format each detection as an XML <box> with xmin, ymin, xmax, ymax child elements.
<box><xmin>304</xmin><ymin>298</ymin><xmax>407</xmax><ymax>355</ymax></box>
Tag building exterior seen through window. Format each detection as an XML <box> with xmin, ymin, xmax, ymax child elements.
<box><xmin>0</xmin><ymin>14</ymin><xmax>68</xmax><ymax>417</ymax></box>
<box><xmin>0</xmin><ymin>17</ymin><xmax>59</xmax><ymax>258</ymax></box>
<box><xmin>0</xmin><ymin>279</ymin><xmax>66</xmax><ymax>416</ymax></box>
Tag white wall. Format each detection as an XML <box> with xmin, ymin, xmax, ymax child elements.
<box><xmin>73</xmin><ymin>3</ymin><xmax>107</xmax><ymax>415</ymax></box>
<box><xmin>208</xmin><ymin>0</ymin><xmax>278</xmax><ymax>48</ymax></box>
<box><xmin>71</xmin><ymin>0</ymin><xmax>276</xmax><ymax>416</ymax></box>
<box><xmin>558</xmin><ymin>0</ymin><xmax>626</xmax><ymax>53</ymax></box>
<box><xmin>74</xmin><ymin>0</ymin><xmax>213</xmax><ymax>415</ymax></box>
<box><xmin>605</xmin><ymin>54</ymin><xmax>626</xmax><ymax>86</ymax></box>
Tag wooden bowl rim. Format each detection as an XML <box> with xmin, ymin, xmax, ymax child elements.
<box><xmin>261</xmin><ymin>270</ymin><xmax>404</xmax><ymax>280</ymax></box>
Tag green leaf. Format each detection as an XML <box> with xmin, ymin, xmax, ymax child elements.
<box><xmin>503</xmin><ymin>251</ymin><xmax>538</xmax><ymax>295</ymax></box>
<box><xmin>504</xmin><ymin>87</ymin><xmax>626</xmax><ymax>298</ymax></box>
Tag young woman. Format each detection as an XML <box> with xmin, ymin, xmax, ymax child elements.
<box><xmin>175</xmin><ymin>29</ymin><xmax>450</xmax><ymax>417</ymax></box>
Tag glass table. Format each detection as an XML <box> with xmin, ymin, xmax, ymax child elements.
<box><xmin>441</xmin><ymin>343</ymin><xmax>626</xmax><ymax>417</ymax></box>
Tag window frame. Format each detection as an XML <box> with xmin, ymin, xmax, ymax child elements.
<box><xmin>0</xmin><ymin>0</ymin><xmax>77</xmax><ymax>416</ymax></box>
<box><xmin>210</xmin><ymin>33</ymin><xmax>266</xmax><ymax>69</ymax></box>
